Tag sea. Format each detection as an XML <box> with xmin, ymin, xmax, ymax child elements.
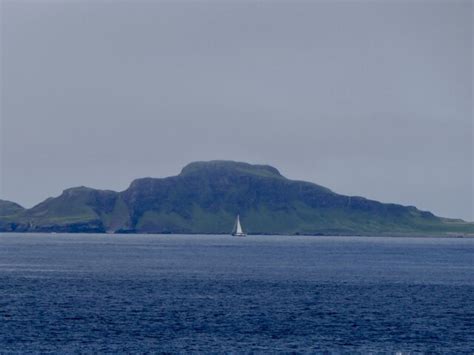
<box><xmin>0</xmin><ymin>233</ymin><xmax>473</xmax><ymax>353</ymax></box>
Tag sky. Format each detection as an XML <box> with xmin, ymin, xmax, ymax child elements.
<box><xmin>1</xmin><ymin>0</ymin><xmax>473</xmax><ymax>221</ymax></box>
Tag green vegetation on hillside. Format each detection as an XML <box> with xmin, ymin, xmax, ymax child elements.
<box><xmin>1</xmin><ymin>161</ymin><xmax>473</xmax><ymax>236</ymax></box>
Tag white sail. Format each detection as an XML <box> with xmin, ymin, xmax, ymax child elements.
<box><xmin>232</xmin><ymin>214</ymin><xmax>246</xmax><ymax>236</ymax></box>
<box><xmin>236</xmin><ymin>215</ymin><xmax>243</xmax><ymax>234</ymax></box>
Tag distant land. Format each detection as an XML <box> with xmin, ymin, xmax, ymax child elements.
<box><xmin>1</xmin><ymin>161</ymin><xmax>473</xmax><ymax>236</ymax></box>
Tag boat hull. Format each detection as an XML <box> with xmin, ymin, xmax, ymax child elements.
<box><xmin>232</xmin><ymin>233</ymin><xmax>246</xmax><ymax>237</ymax></box>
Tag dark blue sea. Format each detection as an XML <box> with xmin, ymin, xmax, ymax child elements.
<box><xmin>0</xmin><ymin>234</ymin><xmax>473</xmax><ymax>353</ymax></box>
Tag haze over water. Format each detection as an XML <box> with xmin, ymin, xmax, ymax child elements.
<box><xmin>1</xmin><ymin>234</ymin><xmax>473</xmax><ymax>352</ymax></box>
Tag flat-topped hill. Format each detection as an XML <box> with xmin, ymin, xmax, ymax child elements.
<box><xmin>1</xmin><ymin>161</ymin><xmax>472</xmax><ymax>235</ymax></box>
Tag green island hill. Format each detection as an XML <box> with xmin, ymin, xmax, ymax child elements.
<box><xmin>1</xmin><ymin>161</ymin><xmax>473</xmax><ymax>236</ymax></box>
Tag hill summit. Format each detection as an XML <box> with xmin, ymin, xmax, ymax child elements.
<box><xmin>1</xmin><ymin>160</ymin><xmax>472</xmax><ymax>235</ymax></box>
<box><xmin>180</xmin><ymin>161</ymin><xmax>283</xmax><ymax>179</ymax></box>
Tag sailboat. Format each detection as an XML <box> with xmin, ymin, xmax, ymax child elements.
<box><xmin>232</xmin><ymin>214</ymin><xmax>246</xmax><ymax>237</ymax></box>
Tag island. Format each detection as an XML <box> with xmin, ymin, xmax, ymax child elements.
<box><xmin>1</xmin><ymin>160</ymin><xmax>473</xmax><ymax>236</ymax></box>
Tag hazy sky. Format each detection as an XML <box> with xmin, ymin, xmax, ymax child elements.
<box><xmin>1</xmin><ymin>0</ymin><xmax>473</xmax><ymax>221</ymax></box>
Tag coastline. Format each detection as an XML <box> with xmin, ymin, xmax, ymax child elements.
<box><xmin>1</xmin><ymin>231</ymin><xmax>473</xmax><ymax>239</ymax></box>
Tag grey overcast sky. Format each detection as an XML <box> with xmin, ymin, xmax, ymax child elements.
<box><xmin>1</xmin><ymin>0</ymin><xmax>473</xmax><ymax>220</ymax></box>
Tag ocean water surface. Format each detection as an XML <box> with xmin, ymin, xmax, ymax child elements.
<box><xmin>0</xmin><ymin>234</ymin><xmax>473</xmax><ymax>353</ymax></box>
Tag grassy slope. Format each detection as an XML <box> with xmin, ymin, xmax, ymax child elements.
<box><xmin>2</xmin><ymin>161</ymin><xmax>473</xmax><ymax>235</ymax></box>
<box><xmin>132</xmin><ymin>202</ymin><xmax>474</xmax><ymax>236</ymax></box>
<box><xmin>0</xmin><ymin>200</ymin><xmax>25</xmax><ymax>217</ymax></box>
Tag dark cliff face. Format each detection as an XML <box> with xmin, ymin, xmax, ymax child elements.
<box><xmin>0</xmin><ymin>161</ymin><xmax>472</xmax><ymax>235</ymax></box>
<box><xmin>121</xmin><ymin>161</ymin><xmax>335</xmax><ymax>232</ymax></box>
<box><xmin>120</xmin><ymin>161</ymin><xmax>442</xmax><ymax>234</ymax></box>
